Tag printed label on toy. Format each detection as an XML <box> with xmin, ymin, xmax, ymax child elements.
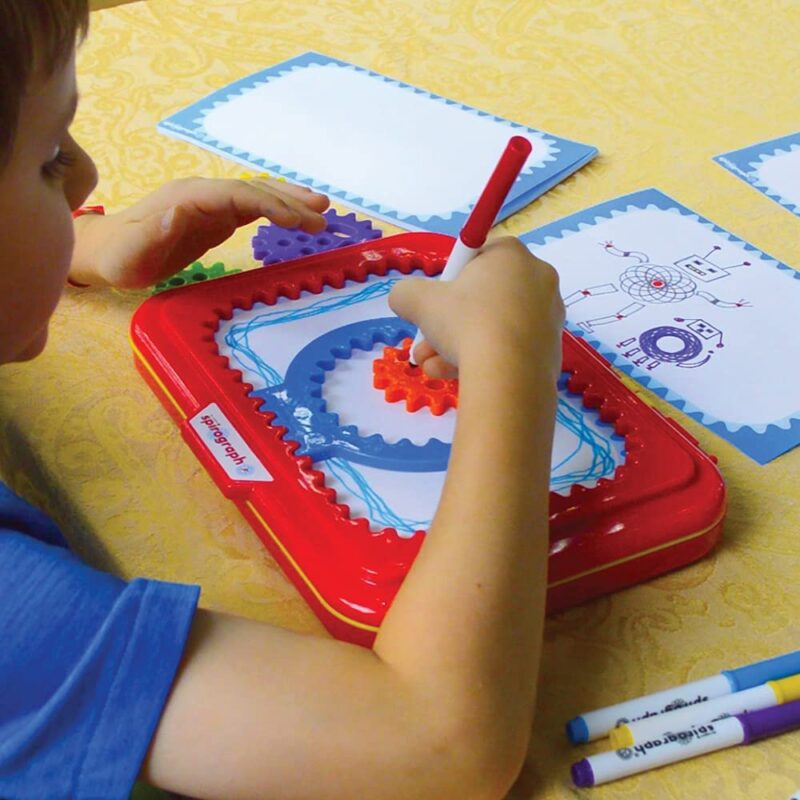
<box><xmin>189</xmin><ymin>403</ymin><xmax>273</xmax><ymax>482</ymax></box>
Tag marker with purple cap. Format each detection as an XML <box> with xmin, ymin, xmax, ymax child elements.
<box><xmin>571</xmin><ymin>698</ymin><xmax>800</xmax><ymax>788</ymax></box>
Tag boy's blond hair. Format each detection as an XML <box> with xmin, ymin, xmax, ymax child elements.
<box><xmin>0</xmin><ymin>0</ymin><xmax>89</xmax><ymax>162</ymax></box>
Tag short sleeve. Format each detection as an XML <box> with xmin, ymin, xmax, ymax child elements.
<box><xmin>0</xmin><ymin>531</ymin><xmax>200</xmax><ymax>800</ymax></box>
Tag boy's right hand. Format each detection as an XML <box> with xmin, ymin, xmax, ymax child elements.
<box><xmin>389</xmin><ymin>237</ymin><xmax>564</xmax><ymax>381</ymax></box>
<box><xmin>68</xmin><ymin>176</ymin><xmax>329</xmax><ymax>289</ymax></box>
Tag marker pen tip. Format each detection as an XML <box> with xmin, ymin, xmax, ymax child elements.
<box><xmin>571</xmin><ymin>758</ymin><xmax>595</xmax><ymax>788</ymax></box>
<box><xmin>566</xmin><ymin>716</ymin><xmax>589</xmax><ymax>744</ymax></box>
<box><xmin>609</xmin><ymin>724</ymin><xmax>633</xmax><ymax>749</ymax></box>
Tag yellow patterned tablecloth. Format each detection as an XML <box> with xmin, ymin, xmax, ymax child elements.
<box><xmin>2</xmin><ymin>1</ymin><xmax>800</xmax><ymax>797</ymax></box>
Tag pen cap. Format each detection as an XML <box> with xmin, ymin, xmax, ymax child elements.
<box><xmin>565</xmin><ymin>716</ymin><xmax>590</xmax><ymax>745</ymax></box>
<box><xmin>767</xmin><ymin>674</ymin><xmax>800</xmax><ymax>705</ymax></box>
<box><xmin>723</xmin><ymin>649</ymin><xmax>800</xmax><ymax>692</ymax></box>
<box><xmin>738</xmin><ymin>698</ymin><xmax>800</xmax><ymax>744</ymax></box>
<box><xmin>460</xmin><ymin>136</ymin><xmax>532</xmax><ymax>249</ymax></box>
<box><xmin>571</xmin><ymin>759</ymin><xmax>594</xmax><ymax>789</ymax></box>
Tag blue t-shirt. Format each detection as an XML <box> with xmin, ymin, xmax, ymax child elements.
<box><xmin>0</xmin><ymin>482</ymin><xmax>200</xmax><ymax>799</ymax></box>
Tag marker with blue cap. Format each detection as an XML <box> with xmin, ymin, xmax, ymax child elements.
<box><xmin>566</xmin><ymin>647</ymin><xmax>800</xmax><ymax>744</ymax></box>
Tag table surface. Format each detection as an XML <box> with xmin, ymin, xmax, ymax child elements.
<box><xmin>3</xmin><ymin>1</ymin><xmax>800</xmax><ymax>798</ymax></box>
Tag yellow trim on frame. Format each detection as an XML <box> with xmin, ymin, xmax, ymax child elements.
<box><xmin>547</xmin><ymin>515</ymin><xmax>723</xmax><ymax>589</ymax></box>
<box><xmin>244</xmin><ymin>501</ymin><xmax>381</xmax><ymax>633</ymax></box>
<box><xmin>131</xmin><ymin>338</ymin><xmax>187</xmax><ymax>420</ymax></box>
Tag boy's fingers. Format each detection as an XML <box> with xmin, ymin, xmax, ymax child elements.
<box><xmin>229</xmin><ymin>182</ymin><xmax>327</xmax><ymax>232</ymax></box>
<box><xmin>144</xmin><ymin>178</ymin><xmax>329</xmax><ymax>233</ymax></box>
<box><xmin>176</xmin><ymin>180</ymin><xmax>317</xmax><ymax>231</ymax></box>
<box><xmin>248</xmin><ymin>177</ymin><xmax>330</xmax><ymax>212</ymax></box>
<box><xmin>234</xmin><ymin>183</ymin><xmax>303</xmax><ymax>227</ymax></box>
<box><xmin>411</xmin><ymin>338</ymin><xmax>437</xmax><ymax>366</ymax></box>
<box><xmin>418</xmin><ymin>353</ymin><xmax>458</xmax><ymax>381</ymax></box>
<box><xmin>390</xmin><ymin>279</ymin><xmax>459</xmax><ymax>369</ymax></box>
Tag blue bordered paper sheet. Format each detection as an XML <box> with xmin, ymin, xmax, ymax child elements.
<box><xmin>520</xmin><ymin>189</ymin><xmax>800</xmax><ymax>464</ymax></box>
<box><xmin>216</xmin><ymin>271</ymin><xmax>624</xmax><ymax>535</ymax></box>
<box><xmin>715</xmin><ymin>132</ymin><xmax>800</xmax><ymax>217</ymax></box>
<box><xmin>158</xmin><ymin>51</ymin><xmax>597</xmax><ymax>236</ymax></box>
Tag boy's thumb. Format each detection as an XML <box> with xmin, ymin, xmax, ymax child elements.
<box><xmin>152</xmin><ymin>205</ymin><xmax>185</xmax><ymax>259</ymax></box>
<box><xmin>122</xmin><ymin>205</ymin><xmax>187</xmax><ymax>287</ymax></box>
<box><xmin>139</xmin><ymin>205</ymin><xmax>182</xmax><ymax>252</ymax></box>
<box><xmin>160</xmin><ymin>206</ymin><xmax>177</xmax><ymax>233</ymax></box>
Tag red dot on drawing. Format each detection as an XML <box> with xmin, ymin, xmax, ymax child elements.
<box><xmin>652</xmin><ymin>279</ymin><xmax>664</xmax><ymax>288</ymax></box>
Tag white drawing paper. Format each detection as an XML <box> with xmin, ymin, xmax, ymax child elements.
<box><xmin>521</xmin><ymin>189</ymin><xmax>800</xmax><ymax>464</ymax></box>
<box><xmin>716</xmin><ymin>132</ymin><xmax>800</xmax><ymax>217</ymax></box>
<box><xmin>159</xmin><ymin>52</ymin><xmax>597</xmax><ymax>236</ymax></box>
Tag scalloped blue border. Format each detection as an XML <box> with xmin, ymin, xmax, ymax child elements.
<box><xmin>714</xmin><ymin>132</ymin><xmax>800</xmax><ymax>218</ymax></box>
<box><xmin>520</xmin><ymin>188</ymin><xmax>800</xmax><ymax>465</ymax></box>
<box><xmin>158</xmin><ymin>51</ymin><xmax>597</xmax><ymax>236</ymax></box>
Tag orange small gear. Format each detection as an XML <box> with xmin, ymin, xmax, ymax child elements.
<box><xmin>373</xmin><ymin>338</ymin><xmax>459</xmax><ymax>416</ymax></box>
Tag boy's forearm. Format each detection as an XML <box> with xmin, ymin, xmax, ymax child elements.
<box><xmin>374</xmin><ymin>335</ymin><xmax>556</xmax><ymax>731</ymax></box>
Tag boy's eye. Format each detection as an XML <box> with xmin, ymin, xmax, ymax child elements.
<box><xmin>42</xmin><ymin>147</ymin><xmax>77</xmax><ymax>180</ymax></box>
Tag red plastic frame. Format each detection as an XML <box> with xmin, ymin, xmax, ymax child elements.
<box><xmin>130</xmin><ymin>233</ymin><xmax>726</xmax><ymax>646</ymax></box>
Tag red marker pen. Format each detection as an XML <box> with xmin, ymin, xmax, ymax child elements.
<box><xmin>408</xmin><ymin>135</ymin><xmax>533</xmax><ymax>364</ymax></box>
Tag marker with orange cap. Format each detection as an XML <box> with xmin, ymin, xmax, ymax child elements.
<box><xmin>408</xmin><ymin>135</ymin><xmax>532</xmax><ymax>365</ymax></box>
<box><xmin>610</xmin><ymin>673</ymin><xmax>800</xmax><ymax>749</ymax></box>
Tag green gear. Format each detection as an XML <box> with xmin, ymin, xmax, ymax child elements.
<box><xmin>151</xmin><ymin>261</ymin><xmax>241</xmax><ymax>295</ymax></box>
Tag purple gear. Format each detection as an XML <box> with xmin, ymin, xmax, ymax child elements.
<box><xmin>252</xmin><ymin>209</ymin><xmax>382</xmax><ymax>266</ymax></box>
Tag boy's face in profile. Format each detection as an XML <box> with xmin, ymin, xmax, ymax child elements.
<box><xmin>0</xmin><ymin>48</ymin><xmax>97</xmax><ymax>364</ymax></box>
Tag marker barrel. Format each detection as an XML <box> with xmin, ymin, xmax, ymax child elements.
<box><xmin>611</xmin><ymin>674</ymin><xmax>800</xmax><ymax>748</ymax></box>
<box><xmin>572</xmin><ymin>717</ymin><xmax>744</xmax><ymax>787</ymax></box>
<box><xmin>610</xmin><ymin>683</ymin><xmax>777</xmax><ymax>748</ymax></box>
<box><xmin>438</xmin><ymin>237</ymin><xmax>479</xmax><ymax>282</ymax></box>
<box><xmin>566</xmin><ymin>674</ymin><xmax>731</xmax><ymax>744</ymax></box>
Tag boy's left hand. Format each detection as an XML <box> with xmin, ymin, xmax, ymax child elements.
<box><xmin>68</xmin><ymin>177</ymin><xmax>330</xmax><ymax>289</ymax></box>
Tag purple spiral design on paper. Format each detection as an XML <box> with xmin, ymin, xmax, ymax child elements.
<box><xmin>639</xmin><ymin>326</ymin><xmax>703</xmax><ymax>363</ymax></box>
<box><xmin>619</xmin><ymin>264</ymin><xmax>696</xmax><ymax>304</ymax></box>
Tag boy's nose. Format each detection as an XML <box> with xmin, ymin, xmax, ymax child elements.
<box><xmin>65</xmin><ymin>136</ymin><xmax>99</xmax><ymax>212</ymax></box>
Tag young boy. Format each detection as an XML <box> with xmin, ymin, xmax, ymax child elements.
<box><xmin>0</xmin><ymin>2</ymin><xmax>565</xmax><ymax>798</ymax></box>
